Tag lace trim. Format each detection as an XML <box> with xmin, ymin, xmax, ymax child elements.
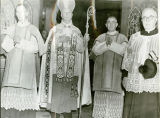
<box><xmin>122</xmin><ymin>32</ymin><xmax>159</xmax><ymax>71</ymax></box>
<box><xmin>93</xmin><ymin>91</ymin><xmax>123</xmax><ymax>118</ymax></box>
<box><xmin>123</xmin><ymin>73</ymin><xmax>160</xmax><ymax>93</ymax></box>
<box><xmin>1</xmin><ymin>87</ymin><xmax>39</xmax><ymax>111</ymax></box>
<box><xmin>122</xmin><ymin>33</ymin><xmax>159</xmax><ymax>93</ymax></box>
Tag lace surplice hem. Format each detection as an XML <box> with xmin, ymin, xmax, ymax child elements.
<box><xmin>1</xmin><ymin>87</ymin><xmax>39</xmax><ymax>111</ymax></box>
<box><xmin>93</xmin><ymin>91</ymin><xmax>123</xmax><ymax>118</ymax></box>
<box><xmin>123</xmin><ymin>73</ymin><xmax>160</xmax><ymax>93</ymax></box>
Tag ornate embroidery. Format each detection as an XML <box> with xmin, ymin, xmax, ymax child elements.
<box><xmin>70</xmin><ymin>83</ymin><xmax>78</xmax><ymax>98</ymax></box>
<box><xmin>128</xmin><ymin>7</ymin><xmax>141</xmax><ymax>37</ymax></box>
<box><xmin>56</xmin><ymin>34</ymin><xmax>77</xmax><ymax>82</ymax></box>
<box><xmin>78</xmin><ymin>32</ymin><xmax>83</xmax><ymax>39</ymax></box>
<box><xmin>105</xmin><ymin>35</ymin><xmax>112</xmax><ymax>46</ymax></box>
<box><xmin>44</xmin><ymin>34</ymin><xmax>53</xmax><ymax>101</ymax></box>
<box><xmin>55</xmin><ymin>33</ymin><xmax>78</xmax><ymax>97</ymax></box>
<box><xmin>70</xmin><ymin>76</ymin><xmax>79</xmax><ymax>98</ymax></box>
<box><xmin>56</xmin><ymin>44</ymin><xmax>65</xmax><ymax>82</ymax></box>
<box><xmin>66</xmin><ymin>36</ymin><xmax>77</xmax><ymax>81</ymax></box>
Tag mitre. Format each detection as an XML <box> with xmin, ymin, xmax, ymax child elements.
<box><xmin>57</xmin><ymin>0</ymin><xmax>75</xmax><ymax>12</ymax></box>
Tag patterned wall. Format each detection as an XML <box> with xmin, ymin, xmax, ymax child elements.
<box><xmin>121</xmin><ymin>0</ymin><xmax>158</xmax><ymax>38</ymax></box>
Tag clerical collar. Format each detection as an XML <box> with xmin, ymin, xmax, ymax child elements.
<box><xmin>107</xmin><ymin>31</ymin><xmax>118</xmax><ymax>35</ymax></box>
<box><xmin>61</xmin><ymin>21</ymin><xmax>73</xmax><ymax>28</ymax></box>
<box><xmin>141</xmin><ymin>28</ymin><xmax>158</xmax><ymax>36</ymax></box>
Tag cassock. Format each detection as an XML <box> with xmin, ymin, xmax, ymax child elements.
<box><xmin>92</xmin><ymin>31</ymin><xmax>128</xmax><ymax>118</ymax></box>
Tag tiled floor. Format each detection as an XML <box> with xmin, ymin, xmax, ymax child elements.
<box><xmin>50</xmin><ymin>105</ymin><xmax>93</xmax><ymax>118</ymax></box>
<box><xmin>72</xmin><ymin>105</ymin><xmax>93</xmax><ymax>118</ymax></box>
<box><xmin>1</xmin><ymin>105</ymin><xmax>93</xmax><ymax>118</ymax></box>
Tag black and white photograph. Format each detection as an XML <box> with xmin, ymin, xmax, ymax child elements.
<box><xmin>0</xmin><ymin>0</ymin><xmax>159</xmax><ymax>118</ymax></box>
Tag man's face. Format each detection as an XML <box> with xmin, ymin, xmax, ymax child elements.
<box><xmin>16</xmin><ymin>5</ymin><xmax>26</xmax><ymax>22</ymax></box>
<box><xmin>141</xmin><ymin>8</ymin><xmax>157</xmax><ymax>31</ymax></box>
<box><xmin>61</xmin><ymin>11</ymin><xmax>72</xmax><ymax>23</ymax></box>
<box><xmin>106</xmin><ymin>17</ymin><xmax>118</xmax><ymax>32</ymax></box>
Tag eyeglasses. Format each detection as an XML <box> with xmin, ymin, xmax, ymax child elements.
<box><xmin>142</xmin><ymin>15</ymin><xmax>156</xmax><ymax>21</ymax></box>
